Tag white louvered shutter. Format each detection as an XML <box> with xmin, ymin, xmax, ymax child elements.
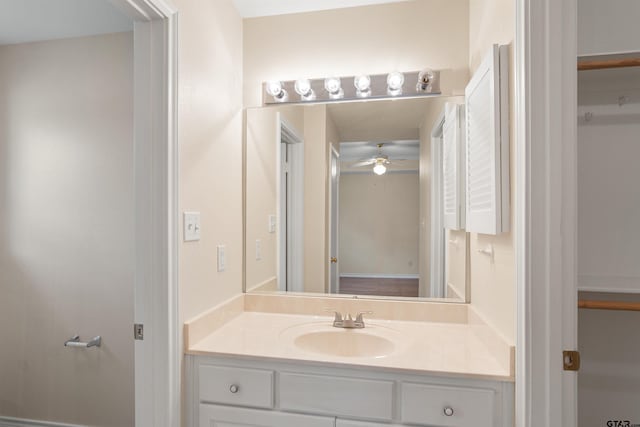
<box><xmin>442</xmin><ymin>102</ymin><xmax>465</xmax><ymax>230</ymax></box>
<box><xmin>465</xmin><ymin>44</ymin><xmax>510</xmax><ymax>235</ymax></box>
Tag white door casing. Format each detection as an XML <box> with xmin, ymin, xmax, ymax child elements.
<box><xmin>328</xmin><ymin>144</ymin><xmax>340</xmax><ymax>294</ymax></box>
<box><xmin>108</xmin><ymin>1</ymin><xmax>180</xmax><ymax>426</ymax></box>
<box><xmin>515</xmin><ymin>0</ymin><xmax>578</xmax><ymax>426</ymax></box>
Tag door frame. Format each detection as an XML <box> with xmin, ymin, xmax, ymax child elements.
<box><xmin>276</xmin><ymin>114</ymin><xmax>304</xmax><ymax>292</ymax></box>
<box><xmin>515</xmin><ymin>0</ymin><xmax>578</xmax><ymax>425</ymax></box>
<box><xmin>429</xmin><ymin>110</ymin><xmax>446</xmax><ymax>299</ymax></box>
<box><xmin>109</xmin><ymin>1</ymin><xmax>180</xmax><ymax>426</ymax></box>
<box><xmin>328</xmin><ymin>144</ymin><xmax>340</xmax><ymax>294</ymax></box>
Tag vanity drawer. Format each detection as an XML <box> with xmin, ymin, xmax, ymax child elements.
<box><xmin>279</xmin><ymin>372</ymin><xmax>394</xmax><ymax>421</ymax></box>
<box><xmin>400</xmin><ymin>382</ymin><xmax>495</xmax><ymax>427</ymax></box>
<box><xmin>199</xmin><ymin>403</ymin><xmax>334</xmax><ymax>427</ymax></box>
<box><xmin>199</xmin><ymin>365</ymin><xmax>274</xmax><ymax>409</ymax></box>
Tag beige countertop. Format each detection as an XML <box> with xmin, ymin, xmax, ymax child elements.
<box><xmin>186</xmin><ymin>305</ymin><xmax>514</xmax><ymax>382</ymax></box>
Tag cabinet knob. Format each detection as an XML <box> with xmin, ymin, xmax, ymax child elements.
<box><xmin>443</xmin><ymin>406</ymin><xmax>454</xmax><ymax>416</ymax></box>
<box><xmin>229</xmin><ymin>384</ymin><xmax>239</xmax><ymax>394</ymax></box>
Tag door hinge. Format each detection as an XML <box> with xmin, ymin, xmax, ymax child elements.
<box><xmin>563</xmin><ymin>350</ymin><xmax>580</xmax><ymax>371</ymax></box>
<box><xmin>134</xmin><ymin>323</ymin><xmax>144</xmax><ymax>341</ymax></box>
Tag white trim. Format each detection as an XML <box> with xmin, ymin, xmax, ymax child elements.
<box><xmin>328</xmin><ymin>144</ymin><xmax>341</xmax><ymax>294</ymax></box>
<box><xmin>276</xmin><ymin>115</ymin><xmax>304</xmax><ymax>293</ymax></box>
<box><xmin>578</xmin><ymin>275</ymin><xmax>640</xmax><ymax>294</ymax></box>
<box><xmin>110</xmin><ymin>1</ymin><xmax>180</xmax><ymax>427</ymax></box>
<box><xmin>340</xmin><ymin>273</ymin><xmax>420</xmax><ymax>280</ymax></box>
<box><xmin>430</xmin><ymin>110</ymin><xmax>446</xmax><ymax>298</ymax></box>
<box><xmin>516</xmin><ymin>0</ymin><xmax>578</xmax><ymax>426</ymax></box>
<box><xmin>0</xmin><ymin>417</ymin><xmax>84</xmax><ymax>427</ymax></box>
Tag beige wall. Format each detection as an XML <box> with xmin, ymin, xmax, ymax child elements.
<box><xmin>175</xmin><ymin>3</ymin><xmax>243</xmax><ymax>425</ymax></box>
<box><xmin>0</xmin><ymin>33</ymin><xmax>134</xmax><ymax>426</ymax></box>
<box><xmin>245</xmin><ymin>108</ymin><xmax>278</xmax><ymax>290</ymax></box>
<box><xmin>243</xmin><ymin>0</ymin><xmax>470</xmax><ymax>107</ymax></box>
<box><xmin>418</xmin><ymin>96</ymin><xmax>467</xmax><ymax>299</ymax></box>
<box><xmin>468</xmin><ymin>0</ymin><xmax>516</xmax><ymax>344</ymax></box>
<box><xmin>339</xmin><ymin>173</ymin><xmax>420</xmax><ymax>276</ymax></box>
<box><xmin>176</xmin><ymin>0</ymin><xmax>244</xmax><ymax>323</ymax></box>
<box><xmin>245</xmin><ymin>106</ymin><xmax>304</xmax><ymax>291</ymax></box>
<box><xmin>303</xmin><ymin>105</ymin><xmax>329</xmax><ymax>293</ymax></box>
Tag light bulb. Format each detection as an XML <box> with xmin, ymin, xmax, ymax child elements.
<box><xmin>294</xmin><ymin>79</ymin><xmax>315</xmax><ymax>101</ymax></box>
<box><xmin>265</xmin><ymin>80</ymin><xmax>288</xmax><ymax>102</ymax></box>
<box><xmin>266</xmin><ymin>81</ymin><xmax>283</xmax><ymax>97</ymax></box>
<box><xmin>354</xmin><ymin>75</ymin><xmax>371</xmax><ymax>97</ymax></box>
<box><xmin>324</xmin><ymin>77</ymin><xmax>344</xmax><ymax>99</ymax></box>
<box><xmin>387</xmin><ymin>71</ymin><xmax>404</xmax><ymax>96</ymax></box>
<box><xmin>373</xmin><ymin>163</ymin><xmax>387</xmax><ymax>175</ymax></box>
<box><xmin>416</xmin><ymin>69</ymin><xmax>435</xmax><ymax>92</ymax></box>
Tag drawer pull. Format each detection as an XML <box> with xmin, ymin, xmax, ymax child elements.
<box><xmin>443</xmin><ymin>406</ymin><xmax>454</xmax><ymax>417</ymax></box>
<box><xmin>229</xmin><ymin>384</ymin><xmax>239</xmax><ymax>394</ymax></box>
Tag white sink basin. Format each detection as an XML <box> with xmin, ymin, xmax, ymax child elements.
<box><xmin>293</xmin><ymin>329</ymin><xmax>395</xmax><ymax>358</ymax></box>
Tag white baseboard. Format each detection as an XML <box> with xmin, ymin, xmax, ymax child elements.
<box><xmin>340</xmin><ymin>273</ymin><xmax>419</xmax><ymax>279</ymax></box>
<box><xmin>0</xmin><ymin>417</ymin><xmax>86</xmax><ymax>427</ymax></box>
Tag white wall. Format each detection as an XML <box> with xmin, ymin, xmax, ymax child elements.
<box><xmin>0</xmin><ymin>32</ymin><xmax>134</xmax><ymax>426</ymax></box>
<box><xmin>577</xmin><ymin>0</ymin><xmax>640</xmax><ymax>56</ymax></box>
<box><xmin>467</xmin><ymin>0</ymin><xmax>516</xmax><ymax>344</ymax></box>
<box><xmin>578</xmin><ymin>302</ymin><xmax>640</xmax><ymax>427</ymax></box>
<box><xmin>339</xmin><ymin>172</ymin><xmax>419</xmax><ymax>276</ymax></box>
<box><xmin>243</xmin><ymin>0</ymin><xmax>470</xmax><ymax>107</ymax></box>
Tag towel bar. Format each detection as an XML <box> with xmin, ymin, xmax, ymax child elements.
<box><xmin>64</xmin><ymin>335</ymin><xmax>102</xmax><ymax>348</ymax></box>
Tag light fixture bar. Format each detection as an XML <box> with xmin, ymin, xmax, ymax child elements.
<box><xmin>262</xmin><ymin>69</ymin><xmax>440</xmax><ymax>105</ymax></box>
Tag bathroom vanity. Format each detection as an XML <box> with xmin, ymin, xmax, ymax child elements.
<box><xmin>185</xmin><ymin>295</ymin><xmax>514</xmax><ymax>427</ymax></box>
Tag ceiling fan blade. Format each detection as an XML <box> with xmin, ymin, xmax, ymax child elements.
<box><xmin>351</xmin><ymin>159</ymin><xmax>376</xmax><ymax>167</ymax></box>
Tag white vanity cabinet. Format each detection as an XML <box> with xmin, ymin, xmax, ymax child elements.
<box><xmin>187</xmin><ymin>355</ymin><xmax>514</xmax><ymax>427</ymax></box>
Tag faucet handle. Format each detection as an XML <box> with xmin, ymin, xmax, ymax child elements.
<box><xmin>324</xmin><ymin>309</ymin><xmax>343</xmax><ymax>322</ymax></box>
<box><xmin>355</xmin><ymin>311</ymin><xmax>373</xmax><ymax>322</ymax></box>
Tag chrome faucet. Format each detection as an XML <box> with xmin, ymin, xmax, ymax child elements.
<box><xmin>328</xmin><ymin>311</ymin><xmax>373</xmax><ymax>329</ymax></box>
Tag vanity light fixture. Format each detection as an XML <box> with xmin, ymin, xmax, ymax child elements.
<box><xmin>386</xmin><ymin>71</ymin><xmax>405</xmax><ymax>96</ymax></box>
<box><xmin>265</xmin><ymin>80</ymin><xmax>288</xmax><ymax>102</ymax></box>
<box><xmin>354</xmin><ymin>75</ymin><xmax>371</xmax><ymax>98</ymax></box>
<box><xmin>373</xmin><ymin>160</ymin><xmax>387</xmax><ymax>175</ymax></box>
<box><xmin>262</xmin><ymin>69</ymin><xmax>440</xmax><ymax>104</ymax></box>
<box><xmin>294</xmin><ymin>79</ymin><xmax>316</xmax><ymax>101</ymax></box>
<box><xmin>324</xmin><ymin>77</ymin><xmax>344</xmax><ymax>99</ymax></box>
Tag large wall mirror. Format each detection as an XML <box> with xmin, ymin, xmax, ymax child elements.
<box><xmin>244</xmin><ymin>95</ymin><xmax>470</xmax><ymax>302</ymax></box>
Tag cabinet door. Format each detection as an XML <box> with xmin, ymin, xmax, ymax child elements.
<box><xmin>465</xmin><ymin>44</ymin><xmax>510</xmax><ymax>235</ymax></box>
<box><xmin>199</xmin><ymin>404</ymin><xmax>335</xmax><ymax>427</ymax></box>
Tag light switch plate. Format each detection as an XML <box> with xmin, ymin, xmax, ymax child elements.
<box><xmin>183</xmin><ymin>212</ymin><xmax>201</xmax><ymax>241</ymax></box>
<box><xmin>217</xmin><ymin>245</ymin><xmax>226</xmax><ymax>272</ymax></box>
<box><xmin>268</xmin><ymin>215</ymin><xmax>276</xmax><ymax>233</ymax></box>
<box><xmin>255</xmin><ymin>239</ymin><xmax>262</xmax><ymax>261</ymax></box>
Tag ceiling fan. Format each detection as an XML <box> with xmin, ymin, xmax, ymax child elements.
<box><xmin>351</xmin><ymin>143</ymin><xmax>403</xmax><ymax>175</ymax></box>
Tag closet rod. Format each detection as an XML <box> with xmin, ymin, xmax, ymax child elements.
<box><xmin>578</xmin><ymin>300</ymin><xmax>640</xmax><ymax>311</ymax></box>
<box><xmin>578</xmin><ymin>57</ymin><xmax>640</xmax><ymax>71</ymax></box>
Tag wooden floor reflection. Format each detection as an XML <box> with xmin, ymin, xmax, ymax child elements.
<box><xmin>338</xmin><ymin>277</ymin><xmax>419</xmax><ymax>297</ymax></box>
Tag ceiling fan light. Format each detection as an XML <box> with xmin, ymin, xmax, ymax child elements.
<box><xmin>373</xmin><ymin>163</ymin><xmax>387</xmax><ymax>175</ymax></box>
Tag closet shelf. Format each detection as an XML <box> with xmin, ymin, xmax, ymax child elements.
<box><xmin>578</xmin><ymin>300</ymin><xmax>640</xmax><ymax>312</ymax></box>
<box><xmin>578</xmin><ymin>56</ymin><xmax>640</xmax><ymax>71</ymax></box>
